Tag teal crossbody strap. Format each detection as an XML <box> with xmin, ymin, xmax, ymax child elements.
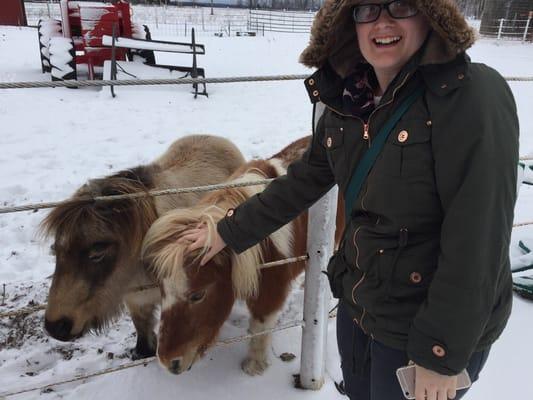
<box><xmin>344</xmin><ymin>86</ymin><xmax>425</xmax><ymax>220</ymax></box>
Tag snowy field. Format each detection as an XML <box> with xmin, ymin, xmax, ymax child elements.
<box><xmin>1</xmin><ymin>19</ymin><xmax>533</xmax><ymax>400</ymax></box>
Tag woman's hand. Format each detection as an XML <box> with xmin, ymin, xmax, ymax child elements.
<box><xmin>178</xmin><ymin>223</ymin><xmax>227</xmax><ymax>266</ymax></box>
<box><xmin>415</xmin><ymin>364</ymin><xmax>458</xmax><ymax>400</ymax></box>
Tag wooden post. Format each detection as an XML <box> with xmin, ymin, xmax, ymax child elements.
<box><xmin>300</xmin><ymin>186</ymin><xmax>338</xmax><ymax>390</ymax></box>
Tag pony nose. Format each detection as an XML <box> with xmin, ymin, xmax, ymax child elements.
<box><xmin>45</xmin><ymin>317</ymin><xmax>74</xmax><ymax>341</ymax></box>
<box><xmin>168</xmin><ymin>358</ymin><xmax>182</xmax><ymax>375</ymax></box>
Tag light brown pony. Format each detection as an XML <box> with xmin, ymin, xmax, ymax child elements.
<box><xmin>40</xmin><ymin>135</ymin><xmax>245</xmax><ymax>359</ymax></box>
<box><xmin>142</xmin><ymin>137</ymin><xmax>344</xmax><ymax>375</ymax></box>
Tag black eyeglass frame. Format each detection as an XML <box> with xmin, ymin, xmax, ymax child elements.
<box><xmin>352</xmin><ymin>0</ymin><xmax>419</xmax><ymax>24</ymax></box>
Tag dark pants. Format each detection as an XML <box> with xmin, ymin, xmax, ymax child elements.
<box><xmin>336</xmin><ymin>301</ymin><xmax>491</xmax><ymax>400</ymax></box>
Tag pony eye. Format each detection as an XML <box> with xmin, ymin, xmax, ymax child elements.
<box><xmin>188</xmin><ymin>291</ymin><xmax>206</xmax><ymax>303</ymax></box>
<box><xmin>87</xmin><ymin>242</ymin><xmax>112</xmax><ymax>263</ymax></box>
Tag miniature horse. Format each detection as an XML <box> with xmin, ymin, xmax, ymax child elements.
<box><xmin>142</xmin><ymin>137</ymin><xmax>344</xmax><ymax>375</ymax></box>
<box><xmin>40</xmin><ymin>135</ymin><xmax>245</xmax><ymax>359</ymax></box>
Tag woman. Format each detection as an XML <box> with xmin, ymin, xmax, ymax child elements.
<box><xmin>180</xmin><ymin>1</ymin><xmax>519</xmax><ymax>399</ymax></box>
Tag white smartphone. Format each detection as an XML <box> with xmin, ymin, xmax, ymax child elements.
<box><xmin>396</xmin><ymin>365</ymin><xmax>472</xmax><ymax>400</ymax></box>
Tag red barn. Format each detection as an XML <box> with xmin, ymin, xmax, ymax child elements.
<box><xmin>0</xmin><ymin>0</ymin><xmax>27</xmax><ymax>26</ymax></box>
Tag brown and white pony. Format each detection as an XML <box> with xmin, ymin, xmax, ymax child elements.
<box><xmin>142</xmin><ymin>137</ymin><xmax>344</xmax><ymax>375</ymax></box>
<box><xmin>40</xmin><ymin>135</ymin><xmax>245</xmax><ymax>359</ymax></box>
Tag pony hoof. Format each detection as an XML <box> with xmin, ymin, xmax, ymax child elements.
<box><xmin>130</xmin><ymin>346</ymin><xmax>156</xmax><ymax>361</ymax></box>
<box><xmin>241</xmin><ymin>357</ymin><xmax>269</xmax><ymax>376</ymax></box>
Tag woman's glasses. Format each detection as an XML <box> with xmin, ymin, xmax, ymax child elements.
<box><xmin>353</xmin><ymin>0</ymin><xmax>419</xmax><ymax>24</ymax></box>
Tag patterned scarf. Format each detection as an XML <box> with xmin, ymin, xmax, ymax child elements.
<box><xmin>342</xmin><ymin>63</ymin><xmax>378</xmax><ymax>121</ymax></box>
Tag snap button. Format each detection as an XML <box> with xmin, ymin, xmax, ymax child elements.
<box><xmin>308</xmin><ymin>78</ymin><xmax>315</xmax><ymax>86</ymax></box>
<box><xmin>426</xmin><ymin>120</ymin><xmax>432</xmax><ymax>127</ymax></box>
<box><xmin>326</xmin><ymin>137</ymin><xmax>333</xmax><ymax>148</ymax></box>
<box><xmin>226</xmin><ymin>209</ymin><xmax>234</xmax><ymax>217</ymax></box>
<box><xmin>397</xmin><ymin>130</ymin><xmax>409</xmax><ymax>143</ymax></box>
<box><xmin>378</xmin><ymin>249</ymin><xmax>384</xmax><ymax>254</ymax></box>
<box><xmin>432</xmin><ymin>345</ymin><xmax>446</xmax><ymax>358</ymax></box>
<box><xmin>410</xmin><ymin>272</ymin><xmax>422</xmax><ymax>284</ymax></box>
<box><xmin>457</xmin><ymin>73</ymin><xmax>465</xmax><ymax>80</ymax></box>
<box><xmin>441</xmin><ymin>83</ymin><xmax>448</xmax><ymax>89</ymax></box>
<box><xmin>340</xmin><ymin>127</ymin><xmax>344</xmax><ymax>132</ymax></box>
<box><xmin>312</xmin><ymin>90</ymin><xmax>319</xmax><ymax>97</ymax></box>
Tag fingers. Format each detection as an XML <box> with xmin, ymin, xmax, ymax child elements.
<box><xmin>447</xmin><ymin>387</ymin><xmax>457</xmax><ymax>399</ymax></box>
<box><xmin>415</xmin><ymin>387</ymin><xmax>426</xmax><ymax>400</ymax></box>
<box><xmin>426</xmin><ymin>387</ymin><xmax>437</xmax><ymax>400</ymax></box>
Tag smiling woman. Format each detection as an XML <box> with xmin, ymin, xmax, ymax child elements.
<box><xmin>175</xmin><ymin>0</ymin><xmax>520</xmax><ymax>400</ymax></box>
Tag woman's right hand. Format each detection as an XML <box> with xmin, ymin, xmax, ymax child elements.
<box><xmin>178</xmin><ymin>223</ymin><xmax>227</xmax><ymax>266</ymax></box>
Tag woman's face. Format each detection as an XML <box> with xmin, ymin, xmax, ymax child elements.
<box><xmin>355</xmin><ymin>1</ymin><xmax>430</xmax><ymax>78</ymax></box>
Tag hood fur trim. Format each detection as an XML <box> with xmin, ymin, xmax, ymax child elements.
<box><xmin>300</xmin><ymin>0</ymin><xmax>476</xmax><ymax>77</ymax></box>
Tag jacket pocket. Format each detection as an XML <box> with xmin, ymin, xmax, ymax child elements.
<box><xmin>388</xmin><ymin>119</ymin><xmax>433</xmax><ymax>178</ymax></box>
<box><xmin>322</xmin><ymin>127</ymin><xmax>348</xmax><ymax>184</ymax></box>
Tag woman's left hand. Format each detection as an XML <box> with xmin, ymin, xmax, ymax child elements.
<box><xmin>415</xmin><ymin>364</ymin><xmax>458</xmax><ymax>400</ymax></box>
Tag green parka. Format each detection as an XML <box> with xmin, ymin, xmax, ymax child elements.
<box><xmin>218</xmin><ymin>0</ymin><xmax>519</xmax><ymax>375</ymax></box>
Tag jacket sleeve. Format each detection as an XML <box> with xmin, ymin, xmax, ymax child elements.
<box><xmin>217</xmin><ymin>112</ymin><xmax>336</xmax><ymax>253</ymax></box>
<box><xmin>406</xmin><ymin>65</ymin><xmax>519</xmax><ymax>375</ymax></box>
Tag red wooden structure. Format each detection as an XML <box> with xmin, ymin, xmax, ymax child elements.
<box><xmin>0</xmin><ymin>0</ymin><xmax>27</xmax><ymax>26</ymax></box>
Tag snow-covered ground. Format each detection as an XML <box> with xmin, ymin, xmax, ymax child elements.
<box><xmin>1</xmin><ymin>19</ymin><xmax>533</xmax><ymax>400</ymax></box>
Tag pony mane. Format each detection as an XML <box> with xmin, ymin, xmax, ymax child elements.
<box><xmin>143</xmin><ymin>170</ymin><xmax>269</xmax><ymax>300</ymax></box>
<box><xmin>40</xmin><ymin>167</ymin><xmax>157</xmax><ymax>252</ymax></box>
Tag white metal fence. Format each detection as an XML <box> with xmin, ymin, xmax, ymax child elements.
<box><xmin>481</xmin><ymin>17</ymin><xmax>532</xmax><ymax>41</ymax></box>
<box><xmin>249</xmin><ymin>9</ymin><xmax>315</xmax><ymax>33</ymax></box>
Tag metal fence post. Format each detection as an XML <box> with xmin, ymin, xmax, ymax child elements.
<box><xmin>300</xmin><ymin>186</ymin><xmax>338</xmax><ymax>390</ymax></box>
<box><xmin>524</xmin><ymin>18</ymin><xmax>531</xmax><ymax>42</ymax></box>
<box><xmin>498</xmin><ymin>18</ymin><xmax>504</xmax><ymax>40</ymax></box>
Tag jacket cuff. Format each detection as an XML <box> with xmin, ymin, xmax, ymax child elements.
<box><xmin>216</xmin><ymin>208</ymin><xmax>252</xmax><ymax>254</ymax></box>
<box><xmin>407</xmin><ymin>325</ymin><xmax>467</xmax><ymax>376</ymax></box>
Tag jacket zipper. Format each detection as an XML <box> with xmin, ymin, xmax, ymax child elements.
<box><xmin>323</xmin><ymin>72</ymin><xmax>413</xmax><ymax>333</ymax></box>
<box><xmin>322</xmin><ymin>72</ymin><xmax>412</xmax><ymax>148</ymax></box>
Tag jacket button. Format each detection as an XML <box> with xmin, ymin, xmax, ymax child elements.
<box><xmin>226</xmin><ymin>209</ymin><xmax>234</xmax><ymax>217</ymax></box>
<box><xmin>426</xmin><ymin>120</ymin><xmax>432</xmax><ymax>127</ymax></box>
<box><xmin>397</xmin><ymin>130</ymin><xmax>409</xmax><ymax>143</ymax></box>
<box><xmin>410</xmin><ymin>272</ymin><xmax>422</xmax><ymax>284</ymax></box>
<box><xmin>432</xmin><ymin>345</ymin><xmax>446</xmax><ymax>358</ymax></box>
<box><xmin>308</xmin><ymin>78</ymin><xmax>315</xmax><ymax>86</ymax></box>
<box><xmin>378</xmin><ymin>249</ymin><xmax>384</xmax><ymax>254</ymax></box>
<box><xmin>326</xmin><ymin>137</ymin><xmax>333</xmax><ymax>148</ymax></box>
<box><xmin>312</xmin><ymin>90</ymin><xmax>319</xmax><ymax>97</ymax></box>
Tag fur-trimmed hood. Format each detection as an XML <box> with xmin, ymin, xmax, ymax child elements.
<box><xmin>300</xmin><ymin>0</ymin><xmax>476</xmax><ymax>78</ymax></box>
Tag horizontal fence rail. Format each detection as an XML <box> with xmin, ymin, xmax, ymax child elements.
<box><xmin>0</xmin><ymin>74</ymin><xmax>532</xmax><ymax>91</ymax></box>
<box><xmin>0</xmin><ymin>74</ymin><xmax>309</xmax><ymax>90</ymax></box>
<box><xmin>0</xmin><ymin>178</ymin><xmax>274</xmax><ymax>214</ymax></box>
